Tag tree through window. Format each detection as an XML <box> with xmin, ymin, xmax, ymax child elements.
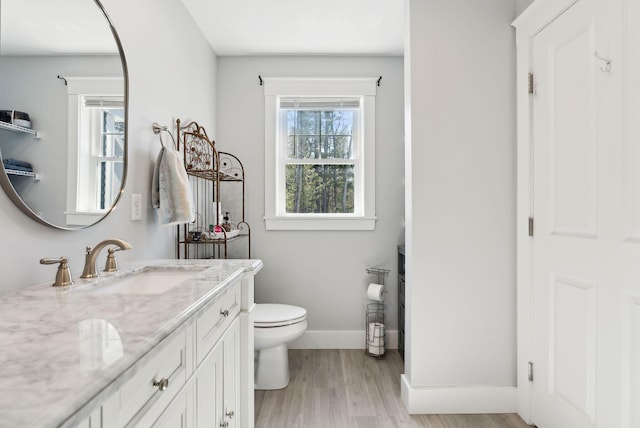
<box><xmin>282</xmin><ymin>100</ymin><xmax>358</xmax><ymax>214</ymax></box>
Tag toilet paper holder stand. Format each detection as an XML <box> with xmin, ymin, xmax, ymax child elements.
<box><xmin>365</xmin><ymin>267</ymin><xmax>390</xmax><ymax>359</ymax></box>
<box><xmin>365</xmin><ymin>267</ymin><xmax>390</xmax><ymax>286</ymax></box>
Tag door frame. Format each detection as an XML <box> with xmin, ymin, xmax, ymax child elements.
<box><xmin>512</xmin><ymin>0</ymin><xmax>582</xmax><ymax>424</ymax></box>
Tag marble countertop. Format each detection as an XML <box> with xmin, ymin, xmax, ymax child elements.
<box><xmin>0</xmin><ymin>259</ymin><xmax>263</xmax><ymax>428</ymax></box>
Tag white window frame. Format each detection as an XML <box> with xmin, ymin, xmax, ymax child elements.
<box><xmin>65</xmin><ymin>77</ymin><xmax>124</xmax><ymax>226</ymax></box>
<box><xmin>263</xmin><ymin>77</ymin><xmax>377</xmax><ymax>230</ymax></box>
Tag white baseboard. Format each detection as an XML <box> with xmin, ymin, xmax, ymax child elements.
<box><xmin>289</xmin><ymin>329</ymin><xmax>399</xmax><ymax>350</ymax></box>
<box><xmin>400</xmin><ymin>375</ymin><xmax>517</xmax><ymax>414</ymax></box>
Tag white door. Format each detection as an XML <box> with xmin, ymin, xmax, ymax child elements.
<box><xmin>531</xmin><ymin>0</ymin><xmax>637</xmax><ymax>426</ymax></box>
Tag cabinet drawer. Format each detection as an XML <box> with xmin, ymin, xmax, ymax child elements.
<box><xmin>196</xmin><ymin>281</ymin><xmax>241</xmax><ymax>365</ymax></box>
<box><xmin>116</xmin><ymin>330</ymin><xmax>188</xmax><ymax>428</ymax></box>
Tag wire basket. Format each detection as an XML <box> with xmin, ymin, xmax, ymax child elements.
<box><xmin>366</xmin><ymin>302</ymin><xmax>386</xmax><ymax>358</ymax></box>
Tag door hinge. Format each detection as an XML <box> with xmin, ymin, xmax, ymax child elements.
<box><xmin>528</xmin><ymin>217</ymin><xmax>534</xmax><ymax>237</ymax></box>
<box><xmin>528</xmin><ymin>72</ymin><xmax>534</xmax><ymax>95</ymax></box>
<box><xmin>528</xmin><ymin>361</ymin><xmax>534</xmax><ymax>381</ymax></box>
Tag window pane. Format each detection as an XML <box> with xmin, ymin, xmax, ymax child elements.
<box><xmin>99</xmin><ymin>160</ymin><xmax>123</xmax><ymax>210</ymax></box>
<box><xmin>101</xmin><ymin>109</ymin><xmax>125</xmax><ymax>157</ymax></box>
<box><xmin>294</xmin><ymin>110</ymin><xmax>320</xmax><ymax>135</ymax></box>
<box><xmin>321</xmin><ymin>110</ymin><xmax>354</xmax><ymax>135</ymax></box>
<box><xmin>288</xmin><ymin>135</ymin><xmax>320</xmax><ymax>159</ymax></box>
<box><xmin>285</xmin><ymin>108</ymin><xmax>356</xmax><ymax>160</ymax></box>
<box><xmin>321</xmin><ymin>135</ymin><xmax>353</xmax><ymax>159</ymax></box>
<box><xmin>98</xmin><ymin>109</ymin><xmax>124</xmax><ymax>210</ymax></box>
<box><xmin>285</xmin><ymin>164</ymin><xmax>354</xmax><ymax>213</ymax></box>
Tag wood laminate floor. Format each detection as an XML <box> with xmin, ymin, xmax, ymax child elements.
<box><xmin>255</xmin><ymin>349</ymin><xmax>530</xmax><ymax>428</ymax></box>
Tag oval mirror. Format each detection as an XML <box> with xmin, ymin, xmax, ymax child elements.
<box><xmin>0</xmin><ymin>0</ymin><xmax>127</xmax><ymax>230</ymax></box>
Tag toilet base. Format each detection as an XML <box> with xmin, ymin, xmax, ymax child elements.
<box><xmin>255</xmin><ymin>344</ymin><xmax>290</xmax><ymax>390</ymax></box>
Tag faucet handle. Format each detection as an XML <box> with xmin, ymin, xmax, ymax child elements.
<box><xmin>104</xmin><ymin>247</ymin><xmax>122</xmax><ymax>273</ymax></box>
<box><xmin>40</xmin><ymin>257</ymin><xmax>74</xmax><ymax>287</ymax></box>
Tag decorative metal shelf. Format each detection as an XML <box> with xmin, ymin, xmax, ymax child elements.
<box><xmin>180</xmin><ymin>234</ymin><xmax>248</xmax><ymax>245</ymax></box>
<box><xmin>185</xmin><ymin>169</ymin><xmax>242</xmax><ymax>182</ymax></box>
<box><xmin>0</xmin><ymin>121</ymin><xmax>42</xmax><ymax>139</ymax></box>
<box><xmin>174</xmin><ymin>119</ymin><xmax>250</xmax><ymax>260</ymax></box>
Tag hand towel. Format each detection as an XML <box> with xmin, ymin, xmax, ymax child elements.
<box><xmin>4</xmin><ymin>164</ymin><xmax>33</xmax><ymax>173</ymax></box>
<box><xmin>152</xmin><ymin>147</ymin><xmax>195</xmax><ymax>225</ymax></box>
<box><xmin>151</xmin><ymin>148</ymin><xmax>163</xmax><ymax>209</ymax></box>
<box><xmin>3</xmin><ymin>158</ymin><xmax>33</xmax><ymax>169</ymax></box>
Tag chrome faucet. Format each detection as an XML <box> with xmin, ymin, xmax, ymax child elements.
<box><xmin>80</xmin><ymin>238</ymin><xmax>133</xmax><ymax>279</ymax></box>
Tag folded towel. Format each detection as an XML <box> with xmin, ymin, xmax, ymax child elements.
<box><xmin>3</xmin><ymin>158</ymin><xmax>32</xmax><ymax>169</ymax></box>
<box><xmin>151</xmin><ymin>148</ymin><xmax>163</xmax><ymax>209</ymax></box>
<box><xmin>152</xmin><ymin>147</ymin><xmax>195</xmax><ymax>225</ymax></box>
<box><xmin>4</xmin><ymin>164</ymin><xmax>33</xmax><ymax>173</ymax></box>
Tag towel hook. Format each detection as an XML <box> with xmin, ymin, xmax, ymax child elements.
<box><xmin>152</xmin><ymin>122</ymin><xmax>177</xmax><ymax>150</ymax></box>
<box><xmin>594</xmin><ymin>51</ymin><xmax>612</xmax><ymax>72</ymax></box>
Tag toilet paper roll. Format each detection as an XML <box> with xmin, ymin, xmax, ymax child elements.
<box><xmin>369</xmin><ymin>342</ymin><xmax>384</xmax><ymax>355</ymax></box>
<box><xmin>368</xmin><ymin>322</ymin><xmax>385</xmax><ymax>344</ymax></box>
<box><xmin>368</xmin><ymin>322</ymin><xmax>385</xmax><ymax>355</ymax></box>
<box><xmin>368</xmin><ymin>343</ymin><xmax>385</xmax><ymax>356</ymax></box>
<box><xmin>367</xmin><ymin>283</ymin><xmax>385</xmax><ymax>301</ymax></box>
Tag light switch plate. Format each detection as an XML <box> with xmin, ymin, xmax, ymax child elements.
<box><xmin>131</xmin><ymin>193</ymin><xmax>142</xmax><ymax>221</ymax></box>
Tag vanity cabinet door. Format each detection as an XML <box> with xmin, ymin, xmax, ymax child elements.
<box><xmin>196</xmin><ymin>282</ymin><xmax>241</xmax><ymax>365</ymax></box>
<box><xmin>76</xmin><ymin>408</ymin><xmax>102</xmax><ymax>428</ymax></box>
<box><xmin>196</xmin><ymin>338</ymin><xmax>224</xmax><ymax>428</ymax></box>
<box><xmin>195</xmin><ymin>318</ymin><xmax>240</xmax><ymax>428</ymax></box>
<box><xmin>101</xmin><ymin>330</ymin><xmax>189</xmax><ymax>428</ymax></box>
<box><xmin>152</xmin><ymin>382</ymin><xmax>193</xmax><ymax>428</ymax></box>
<box><xmin>222</xmin><ymin>319</ymin><xmax>240</xmax><ymax>428</ymax></box>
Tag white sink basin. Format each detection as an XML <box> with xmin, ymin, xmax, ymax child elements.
<box><xmin>93</xmin><ymin>268</ymin><xmax>207</xmax><ymax>295</ymax></box>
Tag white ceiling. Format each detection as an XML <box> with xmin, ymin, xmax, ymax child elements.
<box><xmin>0</xmin><ymin>0</ymin><xmax>118</xmax><ymax>55</ymax></box>
<box><xmin>180</xmin><ymin>0</ymin><xmax>404</xmax><ymax>56</ymax></box>
<box><xmin>1</xmin><ymin>0</ymin><xmax>403</xmax><ymax>56</ymax></box>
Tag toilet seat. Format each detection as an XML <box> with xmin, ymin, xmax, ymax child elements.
<box><xmin>254</xmin><ymin>304</ymin><xmax>307</xmax><ymax>328</ymax></box>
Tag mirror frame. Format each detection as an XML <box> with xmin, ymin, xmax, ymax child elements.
<box><xmin>0</xmin><ymin>0</ymin><xmax>129</xmax><ymax>230</ymax></box>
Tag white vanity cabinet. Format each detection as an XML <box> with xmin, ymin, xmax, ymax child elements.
<box><xmin>73</xmin><ymin>268</ymin><xmax>255</xmax><ymax>428</ymax></box>
<box><xmin>101</xmin><ymin>329</ymin><xmax>190</xmax><ymax>428</ymax></box>
<box><xmin>76</xmin><ymin>409</ymin><xmax>102</xmax><ymax>428</ymax></box>
<box><xmin>196</xmin><ymin>318</ymin><xmax>240</xmax><ymax>428</ymax></box>
<box><xmin>153</xmin><ymin>386</ymin><xmax>192</xmax><ymax>428</ymax></box>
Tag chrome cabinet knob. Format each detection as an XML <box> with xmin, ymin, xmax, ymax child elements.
<box><xmin>220</xmin><ymin>309</ymin><xmax>229</xmax><ymax>317</ymax></box>
<box><xmin>225</xmin><ymin>409</ymin><xmax>235</xmax><ymax>419</ymax></box>
<box><xmin>219</xmin><ymin>421</ymin><xmax>229</xmax><ymax>428</ymax></box>
<box><xmin>153</xmin><ymin>378</ymin><xmax>169</xmax><ymax>391</ymax></box>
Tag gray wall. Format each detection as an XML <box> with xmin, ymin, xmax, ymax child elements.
<box><xmin>0</xmin><ymin>55</ymin><xmax>122</xmax><ymax>225</ymax></box>
<box><xmin>404</xmin><ymin>0</ymin><xmax>517</xmax><ymax>395</ymax></box>
<box><xmin>216</xmin><ymin>56</ymin><xmax>405</xmax><ymax>338</ymax></box>
<box><xmin>0</xmin><ymin>0</ymin><xmax>218</xmax><ymax>293</ymax></box>
<box><xmin>516</xmin><ymin>0</ymin><xmax>535</xmax><ymax>15</ymax></box>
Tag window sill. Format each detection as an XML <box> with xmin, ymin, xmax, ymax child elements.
<box><xmin>65</xmin><ymin>211</ymin><xmax>106</xmax><ymax>226</ymax></box>
<box><xmin>264</xmin><ymin>216</ymin><xmax>376</xmax><ymax>231</ymax></box>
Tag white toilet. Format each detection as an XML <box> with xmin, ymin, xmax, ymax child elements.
<box><xmin>254</xmin><ymin>303</ymin><xmax>307</xmax><ymax>390</ymax></box>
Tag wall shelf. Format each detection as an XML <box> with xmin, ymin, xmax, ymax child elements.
<box><xmin>6</xmin><ymin>169</ymin><xmax>41</xmax><ymax>180</ymax></box>
<box><xmin>0</xmin><ymin>121</ymin><xmax>42</xmax><ymax>139</ymax></box>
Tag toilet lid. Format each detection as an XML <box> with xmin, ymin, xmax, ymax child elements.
<box><xmin>254</xmin><ymin>304</ymin><xmax>307</xmax><ymax>327</ymax></box>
